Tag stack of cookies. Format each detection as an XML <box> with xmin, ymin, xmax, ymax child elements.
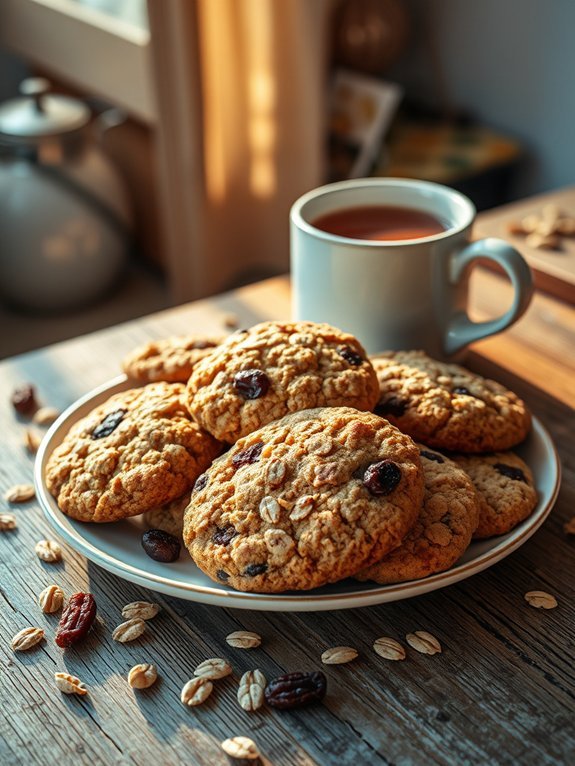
<box><xmin>45</xmin><ymin>322</ymin><xmax>538</xmax><ymax>593</ymax></box>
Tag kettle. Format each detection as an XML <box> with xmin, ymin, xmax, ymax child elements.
<box><xmin>0</xmin><ymin>78</ymin><xmax>132</xmax><ymax>312</ymax></box>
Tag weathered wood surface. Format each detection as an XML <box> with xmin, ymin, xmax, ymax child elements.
<box><xmin>1</xmin><ymin>273</ymin><xmax>574</xmax><ymax>766</ymax></box>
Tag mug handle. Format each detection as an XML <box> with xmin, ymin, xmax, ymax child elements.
<box><xmin>445</xmin><ymin>237</ymin><xmax>534</xmax><ymax>356</ymax></box>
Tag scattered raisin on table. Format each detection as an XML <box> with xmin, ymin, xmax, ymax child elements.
<box><xmin>55</xmin><ymin>593</ymin><xmax>97</xmax><ymax>648</ymax></box>
<box><xmin>265</xmin><ymin>671</ymin><xmax>327</xmax><ymax>709</ymax></box>
<box><xmin>11</xmin><ymin>384</ymin><xmax>37</xmax><ymax>416</ymax></box>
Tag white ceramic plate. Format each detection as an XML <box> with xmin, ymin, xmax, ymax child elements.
<box><xmin>35</xmin><ymin>375</ymin><xmax>561</xmax><ymax>611</ymax></box>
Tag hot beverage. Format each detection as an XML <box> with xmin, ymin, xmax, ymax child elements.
<box><xmin>311</xmin><ymin>205</ymin><xmax>446</xmax><ymax>241</ymax></box>
<box><xmin>291</xmin><ymin>178</ymin><xmax>533</xmax><ymax>357</ymax></box>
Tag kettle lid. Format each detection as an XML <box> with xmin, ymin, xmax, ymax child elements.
<box><xmin>0</xmin><ymin>78</ymin><xmax>90</xmax><ymax>140</ymax></box>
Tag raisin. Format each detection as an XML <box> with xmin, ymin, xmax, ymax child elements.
<box><xmin>232</xmin><ymin>441</ymin><xmax>264</xmax><ymax>468</ymax></box>
<box><xmin>194</xmin><ymin>473</ymin><xmax>208</xmax><ymax>492</ymax></box>
<box><xmin>11</xmin><ymin>384</ymin><xmax>37</xmax><ymax>416</ymax></box>
<box><xmin>452</xmin><ymin>386</ymin><xmax>474</xmax><ymax>397</ymax></box>
<box><xmin>216</xmin><ymin>569</ymin><xmax>230</xmax><ymax>582</ymax></box>
<box><xmin>363</xmin><ymin>460</ymin><xmax>402</xmax><ymax>495</ymax></box>
<box><xmin>265</xmin><ymin>671</ymin><xmax>327</xmax><ymax>709</ymax></box>
<box><xmin>338</xmin><ymin>346</ymin><xmax>363</xmax><ymax>366</ymax></box>
<box><xmin>494</xmin><ymin>463</ymin><xmax>526</xmax><ymax>482</ymax></box>
<box><xmin>374</xmin><ymin>397</ymin><xmax>407</xmax><ymax>418</ymax></box>
<box><xmin>212</xmin><ymin>525</ymin><xmax>238</xmax><ymax>546</ymax></box>
<box><xmin>420</xmin><ymin>449</ymin><xmax>444</xmax><ymax>464</ymax></box>
<box><xmin>55</xmin><ymin>592</ymin><xmax>97</xmax><ymax>648</ymax></box>
<box><xmin>233</xmin><ymin>369</ymin><xmax>270</xmax><ymax>399</ymax></box>
<box><xmin>142</xmin><ymin>529</ymin><xmax>181</xmax><ymax>562</ymax></box>
<box><xmin>91</xmin><ymin>409</ymin><xmax>126</xmax><ymax>439</ymax></box>
<box><xmin>245</xmin><ymin>563</ymin><xmax>267</xmax><ymax>577</ymax></box>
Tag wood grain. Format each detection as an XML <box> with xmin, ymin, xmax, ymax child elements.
<box><xmin>1</xmin><ymin>274</ymin><xmax>574</xmax><ymax>766</ymax></box>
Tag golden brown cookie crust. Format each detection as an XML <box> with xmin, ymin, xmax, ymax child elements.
<box><xmin>186</xmin><ymin>321</ymin><xmax>380</xmax><ymax>443</ymax></box>
<box><xmin>122</xmin><ymin>335</ymin><xmax>223</xmax><ymax>384</ymax></box>
<box><xmin>46</xmin><ymin>383</ymin><xmax>222</xmax><ymax>522</ymax></box>
<box><xmin>355</xmin><ymin>446</ymin><xmax>479</xmax><ymax>584</ymax></box>
<box><xmin>183</xmin><ymin>407</ymin><xmax>424</xmax><ymax>593</ymax></box>
<box><xmin>142</xmin><ymin>492</ymin><xmax>190</xmax><ymax>538</ymax></box>
<box><xmin>371</xmin><ymin>351</ymin><xmax>531</xmax><ymax>453</ymax></box>
<box><xmin>453</xmin><ymin>451</ymin><xmax>538</xmax><ymax>538</ymax></box>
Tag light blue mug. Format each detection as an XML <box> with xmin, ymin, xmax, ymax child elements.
<box><xmin>290</xmin><ymin>178</ymin><xmax>533</xmax><ymax>358</ymax></box>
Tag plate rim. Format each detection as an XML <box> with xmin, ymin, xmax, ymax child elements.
<box><xmin>34</xmin><ymin>375</ymin><xmax>562</xmax><ymax>611</ymax></box>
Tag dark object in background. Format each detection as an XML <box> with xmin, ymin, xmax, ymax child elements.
<box><xmin>331</xmin><ymin>0</ymin><xmax>409</xmax><ymax>74</ymax></box>
<box><xmin>378</xmin><ymin>102</ymin><xmax>523</xmax><ymax>211</ymax></box>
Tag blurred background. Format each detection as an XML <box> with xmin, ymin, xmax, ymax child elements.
<box><xmin>0</xmin><ymin>0</ymin><xmax>574</xmax><ymax>358</ymax></box>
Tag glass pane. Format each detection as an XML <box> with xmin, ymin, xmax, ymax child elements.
<box><xmin>68</xmin><ymin>0</ymin><xmax>148</xmax><ymax>31</ymax></box>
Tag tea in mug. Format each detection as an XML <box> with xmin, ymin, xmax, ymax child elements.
<box><xmin>311</xmin><ymin>205</ymin><xmax>447</xmax><ymax>241</ymax></box>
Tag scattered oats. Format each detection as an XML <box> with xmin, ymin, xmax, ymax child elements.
<box><xmin>180</xmin><ymin>677</ymin><xmax>213</xmax><ymax>706</ymax></box>
<box><xmin>541</xmin><ymin>203</ymin><xmax>561</xmax><ymax>225</ymax></box>
<box><xmin>24</xmin><ymin>428</ymin><xmax>42</xmax><ymax>454</ymax></box>
<box><xmin>226</xmin><ymin>631</ymin><xmax>262</xmax><ymax>649</ymax></box>
<box><xmin>259</xmin><ymin>495</ymin><xmax>281</xmax><ymax>524</ymax></box>
<box><xmin>221</xmin><ymin>736</ymin><xmax>260</xmax><ymax>760</ymax></box>
<box><xmin>373</xmin><ymin>636</ymin><xmax>406</xmax><ymax>661</ymax></box>
<box><xmin>0</xmin><ymin>513</ymin><xmax>17</xmax><ymax>531</ymax></box>
<box><xmin>121</xmin><ymin>601</ymin><xmax>160</xmax><ymax>621</ymax></box>
<box><xmin>4</xmin><ymin>484</ymin><xmax>35</xmax><ymax>503</ymax></box>
<box><xmin>321</xmin><ymin>646</ymin><xmax>358</xmax><ymax>665</ymax></box>
<box><xmin>38</xmin><ymin>584</ymin><xmax>65</xmax><ymax>613</ymax></box>
<box><xmin>112</xmin><ymin>618</ymin><xmax>146</xmax><ymax>643</ymax></box>
<box><xmin>55</xmin><ymin>672</ymin><xmax>87</xmax><ymax>695</ymax></box>
<box><xmin>194</xmin><ymin>657</ymin><xmax>232</xmax><ymax>680</ymax></box>
<box><xmin>33</xmin><ymin>407</ymin><xmax>60</xmax><ymax>426</ymax></box>
<box><xmin>509</xmin><ymin>207</ymin><xmax>575</xmax><ymax>243</ymax></box>
<box><xmin>525</xmin><ymin>232</ymin><xmax>561</xmax><ymax>250</ymax></box>
<box><xmin>223</xmin><ymin>313</ymin><xmax>239</xmax><ymax>330</ymax></box>
<box><xmin>507</xmin><ymin>220</ymin><xmax>528</xmax><ymax>236</ymax></box>
<box><xmin>524</xmin><ymin>590</ymin><xmax>558</xmax><ymax>609</ymax></box>
<box><xmin>563</xmin><ymin>517</ymin><xmax>575</xmax><ymax>535</ymax></box>
<box><xmin>557</xmin><ymin>217</ymin><xmax>575</xmax><ymax>236</ymax></box>
<box><xmin>406</xmin><ymin>631</ymin><xmax>442</xmax><ymax>655</ymax></box>
<box><xmin>237</xmin><ymin>669</ymin><xmax>266</xmax><ymax>712</ymax></box>
<box><xmin>11</xmin><ymin>627</ymin><xmax>45</xmax><ymax>651</ymax></box>
<box><xmin>35</xmin><ymin>539</ymin><xmax>62</xmax><ymax>563</ymax></box>
<box><xmin>128</xmin><ymin>663</ymin><xmax>158</xmax><ymax>689</ymax></box>
<box><xmin>520</xmin><ymin>214</ymin><xmax>541</xmax><ymax>233</ymax></box>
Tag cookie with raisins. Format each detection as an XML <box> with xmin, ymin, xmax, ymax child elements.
<box><xmin>452</xmin><ymin>451</ymin><xmax>537</xmax><ymax>538</ymax></box>
<box><xmin>371</xmin><ymin>350</ymin><xmax>531</xmax><ymax>453</ymax></box>
<box><xmin>45</xmin><ymin>382</ymin><xmax>222</xmax><ymax>522</ymax></box>
<box><xmin>183</xmin><ymin>407</ymin><xmax>424</xmax><ymax>592</ymax></box>
<box><xmin>186</xmin><ymin>321</ymin><xmax>379</xmax><ymax>443</ymax></box>
<box><xmin>122</xmin><ymin>334</ymin><xmax>223</xmax><ymax>384</ymax></box>
<box><xmin>355</xmin><ymin>446</ymin><xmax>479</xmax><ymax>584</ymax></box>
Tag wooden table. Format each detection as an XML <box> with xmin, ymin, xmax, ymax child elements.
<box><xmin>1</xmin><ymin>270</ymin><xmax>574</xmax><ymax>766</ymax></box>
